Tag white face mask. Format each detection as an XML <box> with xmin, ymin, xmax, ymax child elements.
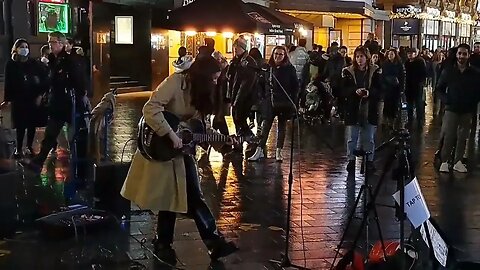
<box><xmin>17</xmin><ymin>48</ymin><xmax>29</xmax><ymax>57</ymax></box>
<box><xmin>41</xmin><ymin>56</ymin><xmax>49</xmax><ymax>64</ymax></box>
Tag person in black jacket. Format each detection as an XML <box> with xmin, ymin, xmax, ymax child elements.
<box><xmin>248</xmin><ymin>46</ymin><xmax>299</xmax><ymax>162</ymax></box>
<box><xmin>404</xmin><ymin>48</ymin><xmax>427</xmax><ymax>124</ymax></box>
<box><xmin>342</xmin><ymin>46</ymin><xmax>383</xmax><ymax>173</ymax></box>
<box><xmin>22</xmin><ymin>31</ymin><xmax>88</xmax><ymax>173</ymax></box>
<box><xmin>364</xmin><ymin>33</ymin><xmax>380</xmax><ymax>55</ymax></box>
<box><xmin>2</xmin><ymin>39</ymin><xmax>47</xmax><ymax>158</ymax></box>
<box><xmin>436</xmin><ymin>44</ymin><xmax>480</xmax><ymax>174</ymax></box>
<box><xmin>381</xmin><ymin>48</ymin><xmax>405</xmax><ymax>130</ymax></box>
<box><xmin>469</xmin><ymin>42</ymin><xmax>480</xmax><ymax>69</ymax></box>
<box><xmin>248</xmin><ymin>48</ymin><xmax>266</xmax><ymax>133</ymax></box>
<box><xmin>226</xmin><ymin>37</ymin><xmax>258</xmax><ymax>147</ymax></box>
<box><xmin>324</xmin><ymin>43</ymin><xmax>349</xmax><ymax>118</ymax></box>
<box><xmin>212</xmin><ymin>51</ymin><xmax>231</xmax><ymax>139</ymax></box>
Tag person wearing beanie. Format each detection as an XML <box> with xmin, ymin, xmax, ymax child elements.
<box><xmin>226</xmin><ymin>37</ymin><xmax>258</xmax><ymax>153</ymax></box>
<box><xmin>121</xmin><ymin>51</ymin><xmax>238</xmax><ymax>264</ymax></box>
<box><xmin>172</xmin><ymin>55</ymin><xmax>194</xmax><ymax>73</ymax></box>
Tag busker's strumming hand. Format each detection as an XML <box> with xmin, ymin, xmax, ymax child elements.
<box><xmin>169</xmin><ymin>131</ymin><xmax>183</xmax><ymax>149</ymax></box>
<box><xmin>227</xmin><ymin>136</ymin><xmax>240</xmax><ymax>146</ymax></box>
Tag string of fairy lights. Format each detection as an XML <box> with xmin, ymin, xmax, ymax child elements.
<box><xmin>390</xmin><ymin>6</ymin><xmax>477</xmax><ymax>25</ymax></box>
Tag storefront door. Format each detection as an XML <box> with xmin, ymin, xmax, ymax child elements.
<box><xmin>392</xmin><ymin>35</ymin><xmax>418</xmax><ymax>49</ymax></box>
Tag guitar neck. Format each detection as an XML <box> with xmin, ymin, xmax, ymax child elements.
<box><xmin>192</xmin><ymin>133</ymin><xmax>242</xmax><ymax>144</ymax></box>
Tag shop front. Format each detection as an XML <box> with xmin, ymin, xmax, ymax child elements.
<box><xmin>389</xmin><ymin>5</ymin><xmax>476</xmax><ymax>51</ymax></box>
<box><xmin>391</xmin><ymin>18</ymin><xmax>420</xmax><ymax>49</ymax></box>
<box><xmin>276</xmin><ymin>0</ymin><xmax>389</xmax><ymax>55</ymax></box>
<box><xmin>157</xmin><ymin>0</ymin><xmax>312</xmax><ymax>74</ymax></box>
<box><xmin>422</xmin><ymin>7</ymin><xmax>441</xmax><ymax>50</ymax></box>
<box><xmin>458</xmin><ymin>13</ymin><xmax>473</xmax><ymax>45</ymax></box>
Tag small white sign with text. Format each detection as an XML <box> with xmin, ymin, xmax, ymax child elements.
<box><xmin>393</xmin><ymin>177</ymin><xmax>430</xmax><ymax>229</ymax></box>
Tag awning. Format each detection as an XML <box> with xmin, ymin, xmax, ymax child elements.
<box><xmin>242</xmin><ymin>3</ymin><xmax>313</xmax><ymax>34</ymax></box>
<box><xmin>156</xmin><ymin>0</ymin><xmax>267</xmax><ymax>33</ymax></box>
<box><xmin>278</xmin><ymin>0</ymin><xmax>388</xmax><ymax>20</ymax></box>
<box><xmin>154</xmin><ymin>0</ymin><xmax>313</xmax><ymax>34</ymax></box>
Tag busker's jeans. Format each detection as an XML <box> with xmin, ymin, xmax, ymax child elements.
<box><xmin>156</xmin><ymin>155</ymin><xmax>222</xmax><ymax>247</ymax></box>
<box><xmin>346</xmin><ymin>124</ymin><xmax>376</xmax><ymax>162</ymax></box>
<box><xmin>440</xmin><ymin>111</ymin><xmax>472</xmax><ymax>164</ymax></box>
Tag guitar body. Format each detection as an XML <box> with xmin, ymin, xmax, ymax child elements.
<box><xmin>138</xmin><ymin>111</ymin><xmax>205</xmax><ymax>161</ymax></box>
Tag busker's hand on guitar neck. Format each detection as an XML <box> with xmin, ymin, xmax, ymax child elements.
<box><xmin>227</xmin><ymin>136</ymin><xmax>240</xmax><ymax>147</ymax></box>
<box><xmin>169</xmin><ymin>130</ymin><xmax>183</xmax><ymax>149</ymax></box>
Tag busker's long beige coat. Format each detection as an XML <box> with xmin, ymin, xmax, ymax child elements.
<box><xmin>121</xmin><ymin>72</ymin><xmax>197</xmax><ymax>213</ymax></box>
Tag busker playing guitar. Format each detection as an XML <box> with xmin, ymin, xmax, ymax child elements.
<box><xmin>121</xmin><ymin>55</ymin><xmax>238</xmax><ymax>264</ymax></box>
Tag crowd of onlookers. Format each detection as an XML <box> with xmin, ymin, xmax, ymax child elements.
<box><xmin>181</xmin><ymin>34</ymin><xmax>480</xmax><ymax>175</ymax></box>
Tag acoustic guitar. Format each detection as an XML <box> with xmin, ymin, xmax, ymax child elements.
<box><xmin>138</xmin><ymin>111</ymin><xmax>250</xmax><ymax>161</ymax></box>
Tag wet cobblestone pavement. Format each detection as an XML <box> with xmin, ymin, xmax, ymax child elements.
<box><xmin>2</xmin><ymin>91</ymin><xmax>480</xmax><ymax>269</ymax></box>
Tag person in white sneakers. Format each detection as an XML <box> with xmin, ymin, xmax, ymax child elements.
<box><xmin>248</xmin><ymin>46</ymin><xmax>299</xmax><ymax>162</ymax></box>
<box><xmin>436</xmin><ymin>43</ymin><xmax>480</xmax><ymax>173</ymax></box>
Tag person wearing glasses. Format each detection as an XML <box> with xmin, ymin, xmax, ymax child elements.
<box><xmin>248</xmin><ymin>46</ymin><xmax>299</xmax><ymax>162</ymax></box>
<box><xmin>22</xmin><ymin>31</ymin><xmax>88</xmax><ymax>176</ymax></box>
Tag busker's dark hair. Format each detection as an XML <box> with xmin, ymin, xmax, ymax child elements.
<box><xmin>188</xmin><ymin>56</ymin><xmax>220</xmax><ymax>115</ymax></box>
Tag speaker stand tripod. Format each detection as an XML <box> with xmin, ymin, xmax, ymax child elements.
<box><xmin>330</xmin><ymin>149</ymin><xmax>400</xmax><ymax>269</ymax></box>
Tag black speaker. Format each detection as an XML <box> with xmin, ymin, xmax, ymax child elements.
<box><xmin>93</xmin><ymin>162</ymin><xmax>131</xmax><ymax>217</ymax></box>
<box><xmin>36</xmin><ymin>206</ymin><xmax>115</xmax><ymax>240</ymax></box>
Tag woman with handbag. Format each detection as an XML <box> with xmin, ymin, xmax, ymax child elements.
<box><xmin>2</xmin><ymin>39</ymin><xmax>47</xmax><ymax>158</ymax></box>
<box><xmin>248</xmin><ymin>46</ymin><xmax>299</xmax><ymax>162</ymax></box>
<box><xmin>342</xmin><ymin>46</ymin><xmax>383</xmax><ymax>173</ymax></box>
<box><xmin>121</xmin><ymin>56</ymin><xmax>237</xmax><ymax>265</ymax></box>
<box><xmin>381</xmin><ymin>48</ymin><xmax>405</xmax><ymax>130</ymax></box>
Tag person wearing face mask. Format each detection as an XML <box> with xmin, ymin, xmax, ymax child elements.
<box><xmin>21</xmin><ymin>31</ymin><xmax>88</xmax><ymax>176</ymax></box>
<box><xmin>40</xmin><ymin>45</ymin><xmax>51</xmax><ymax>66</ymax></box>
<box><xmin>35</xmin><ymin>45</ymin><xmax>52</xmax><ymax>130</ymax></box>
<box><xmin>121</xmin><ymin>56</ymin><xmax>238</xmax><ymax>265</ymax></box>
<box><xmin>2</xmin><ymin>39</ymin><xmax>47</xmax><ymax>158</ymax></box>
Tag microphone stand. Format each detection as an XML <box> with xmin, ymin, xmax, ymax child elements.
<box><xmin>267</xmin><ymin>67</ymin><xmax>310</xmax><ymax>270</ymax></box>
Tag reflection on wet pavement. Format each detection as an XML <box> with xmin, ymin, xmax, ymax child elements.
<box><xmin>2</xmin><ymin>89</ymin><xmax>480</xmax><ymax>269</ymax></box>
